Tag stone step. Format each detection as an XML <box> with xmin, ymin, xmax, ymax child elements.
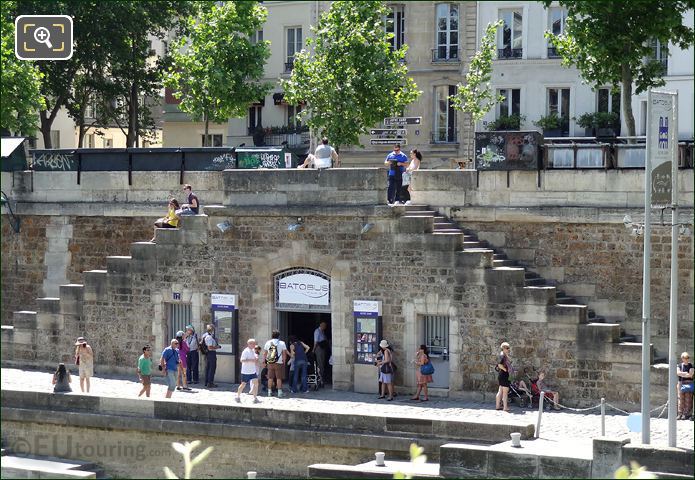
<box><xmin>36</xmin><ymin>298</ymin><xmax>61</xmax><ymax>315</ymax></box>
<box><xmin>524</xmin><ymin>271</ymin><xmax>539</xmax><ymax>279</ymax></box>
<box><xmin>493</xmin><ymin>259</ymin><xmax>516</xmax><ymax>267</ymax></box>
<box><xmin>493</xmin><ymin>253</ymin><xmax>507</xmax><ymax>260</ymax></box>
<box><xmin>402</xmin><ymin>210</ymin><xmax>436</xmax><ymax>217</ymax></box>
<box><xmin>0</xmin><ymin>453</ymin><xmax>98</xmax><ymax>479</ymax></box>
<box><xmin>524</xmin><ymin>277</ymin><xmax>546</xmax><ymax>286</ymax></box>
<box><xmin>308</xmin><ymin>460</ymin><xmax>441</xmax><ymax>479</ymax></box>
<box><xmin>620</xmin><ymin>334</ymin><xmax>638</xmax><ymax>342</ymax></box>
<box><xmin>105</xmin><ymin>256</ymin><xmax>132</xmax><ymax>275</ymax></box>
<box><xmin>83</xmin><ymin>270</ymin><xmax>108</xmax><ymax>301</ymax></box>
<box><xmin>556</xmin><ymin>297</ymin><xmax>578</xmax><ymax>305</ymax></box>
<box><xmin>12</xmin><ymin>311</ymin><xmax>37</xmax><ymax>329</ymax></box>
<box><xmin>434</xmin><ymin>228</ymin><xmax>464</xmax><ymax>234</ymax></box>
<box><xmin>404</xmin><ymin>204</ymin><xmax>430</xmax><ymax>212</ymax></box>
<box><xmin>548</xmin><ymin>304</ymin><xmax>588</xmax><ymax>324</ymax></box>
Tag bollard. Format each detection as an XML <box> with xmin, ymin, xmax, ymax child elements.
<box><xmin>510</xmin><ymin>432</ymin><xmax>522</xmax><ymax>447</ymax></box>
<box><xmin>601</xmin><ymin>397</ymin><xmax>606</xmax><ymax>436</ymax></box>
<box><xmin>535</xmin><ymin>390</ymin><xmax>544</xmax><ymax>438</ymax></box>
<box><xmin>247</xmin><ymin>472</ymin><xmax>257</xmax><ymax>479</ymax></box>
<box><xmin>375</xmin><ymin>452</ymin><xmax>386</xmax><ymax>466</ymax></box>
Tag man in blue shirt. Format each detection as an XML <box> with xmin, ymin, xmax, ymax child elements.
<box><xmin>160</xmin><ymin>339</ymin><xmax>180</xmax><ymax>398</ymax></box>
<box><xmin>384</xmin><ymin>144</ymin><xmax>409</xmax><ymax>205</ymax></box>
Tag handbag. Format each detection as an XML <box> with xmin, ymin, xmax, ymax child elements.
<box><xmin>380</xmin><ymin>362</ymin><xmax>393</xmax><ymax>374</ymax></box>
<box><xmin>75</xmin><ymin>355</ymin><xmax>80</xmax><ymax>366</ymax></box>
<box><xmin>402</xmin><ymin>172</ymin><xmax>411</xmax><ymax>186</ymax></box>
<box><xmin>680</xmin><ymin>382</ymin><xmax>694</xmax><ymax>393</ymax></box>
<box><xmin>420</xmin><ymin>361</ymin><xmax>435</xmax><ymax>376</ymax></box>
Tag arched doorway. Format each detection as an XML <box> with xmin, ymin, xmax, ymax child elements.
<box><xmin>274</xmin><ymin>268</ymin><xmax>332</xmax><ymax>384</ymax></box>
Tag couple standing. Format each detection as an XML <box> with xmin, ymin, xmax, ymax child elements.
<box><xmin>384</xmin><ymin>144</ymin><xmax>421</xmax><ymax>205</ymax></box>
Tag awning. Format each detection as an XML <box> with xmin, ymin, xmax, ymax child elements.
<box><xmin>1</xmin><ymin>137</ymin><xmax>25</xmax><ymax>158</ymax></box>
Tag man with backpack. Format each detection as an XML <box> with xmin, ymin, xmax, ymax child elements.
<box><xmin>263</xmin><ymin>330</ymin><xmax>288</xmax><ymax>397</ymax></box>
<box><xmin>202</xmin><ymin>324</ymin><xmax>220</xmax><ymax>388</ymax></box>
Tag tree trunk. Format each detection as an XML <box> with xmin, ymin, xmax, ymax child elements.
<box><xmin>204</xmin><ymin>110</ymin><xmax>209</xmax><ymax>147</ymax></box>
<box><xmin>38</xmin><ymin>100</ymin><xmax>63</xmax><ymax>149</ymax></box>
<box><xmin>468</xmin><ymin>114</ymin><xmax>475</xmax><ymax>167</ymax></box>
<box><xmin>77</xmin><ymin>121</ymin><xmax>85</xmax><ymax>148</ymax></box>
<box><xmin>621</xmin><ymin>62</ymin><xmax>636</xmax><ymax>139</ymax></box>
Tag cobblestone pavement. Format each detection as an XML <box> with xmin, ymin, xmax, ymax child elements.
<box><xmin>2</xmin><ymin>368</ymin><xmax>692</xmax><ymax>449</ymax></box>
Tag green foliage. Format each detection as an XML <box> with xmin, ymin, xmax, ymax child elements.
<box><xmin>450</xmin><ymin>21</ymin><xmax>504</xmax><ymax>122</ymax></box>
<box><xmin>576</xmin><ymin>111</ymin><xmax>619</xmax><ymax>129</ymax></box>
<box><xmin>393</xmin><ymin>443</ymin><xmax>427</xmax><ymax>479</ymax></box>
<box><xmin>282</xmin><ymin>1</ymin><xmax>420</xmax><ymax>149</ymax></box>
<box><xmin>543</xmin><ymin>1</ymin><xmax>695</xmax><ymax>136</ymax></box>
<box><xmin>487</xmin><ymin>114</ymin><xmax>525</xmax><ymax>131</ymax></box>
<box><xmin>164</xmin><ymin>441</ymin><xmax>214</xmax><ymax>480</ymax></box>
<box><xmin>166</xmin><ymin>1</ymin><xmax>272</xmax><ymax>143</ymax></box>
<box><xmin>614</xmin><ymin>461</ymin><xmax>656</xmax><ymax>479</ymax></box>
<box><xmin>0</xmin><ymin>1</ymin><xmax>44</xmax><ymax>135</ymax></box>
<box><xmin>533</xmin><ymin>112</ymin><xmax>569</xmax><ymax>131</ymax></box>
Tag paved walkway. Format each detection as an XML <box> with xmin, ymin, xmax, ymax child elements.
<box><xmin>2</xmin><ymin>368</ymin><xmax>692</xmax><ymax>449</ymax></box>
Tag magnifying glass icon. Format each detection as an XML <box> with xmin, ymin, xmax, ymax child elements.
<box><xmin>33</xmin><ymin>27</ymin><xmax>53</xmax><ymax>49</ymax></box>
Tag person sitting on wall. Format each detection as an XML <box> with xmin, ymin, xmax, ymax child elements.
<box><xmin>532</xmin><ymin>370</ymin><xmax>561</xmax><ymax>410</ymax></box>
<box><xmin>314</xmin><ymin>137</ymin><xmax>340</xmax><ymax>169</ymax></box>
<box><xmin>180</xmin><ymin>184</ymin><xmax>200</xmax><ymax>215</ymax></box>
<box><xmin>150</xmin><ymin>198</ymin><xmax>180</xmax><ymax>242</ymax></box>
<box><xmin>297</xmin><ymin>154</ymin><xmax>316</xmax><ymax>169</ymax></box>
<box><xmin>52</xmin><ymin>363</ymin><xmax>72</xmax><ymax>393</ymax></box>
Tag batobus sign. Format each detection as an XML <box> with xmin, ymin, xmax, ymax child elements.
<box><xmin>647</xmin><ymin>90</ymin><xmax>677</xmax><ymax>208</ymax></box>
<box><xmin>277</xmin><ymin>273</ymin><xmax>329</xmax><ymax>307</ymax></box>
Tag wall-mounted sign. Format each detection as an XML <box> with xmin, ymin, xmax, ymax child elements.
<box><xmin>173</xmin><ymin>292</ymin><xmax>181</xmax><ymax>300</ymax></box>
<box><xmin>353</xmin><ymin>300</ymin><xmax>382</xmax><ymax>317</ymax></box>
<box><xmin>371</xmin><ymin>139</ymin><xmax>407</xmax><ymax>146</ymax></box>
<box><xmin>278</xmin><ymin>273</ymin><xmax>329</xmax><ymax>306</ymax></box>
<box><xmin>370</xmin><ymin>129</ymin><xmax>407</xmax><ymax>136</ymax></box>
<box><xmin>211</xmin><ymin>293</ymin><xmax>237</xmax><ymax>311</ymax></box>
<box><xmin>383</xmin><ymin>117</ymin><xmax>421</xmax><ymax>126</ymax></box>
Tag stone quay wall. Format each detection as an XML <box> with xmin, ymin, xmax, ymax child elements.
<box><xmin>1</xmin><ymin>168</ymin><xmax>693</xmax><ymax>409</ymax></box>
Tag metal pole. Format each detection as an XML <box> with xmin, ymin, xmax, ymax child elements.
<box><xmin>641</xmin><ymin>90</ymin><xmax>653</xmax><ymax>444</ymax></box>
<box><xmin>535</xmin><ymin>390</ymin><xmax>544</xmax><ymax>438</ymax></box>
<box><xmin>601</xmin><ymin>397</ymin><xmax>606</xmax><ymax>436</ymax></box>
<box><xmin>667</xmin><ymin>92</ymin><xmax>679</xmax><ymax>448</ymax></box>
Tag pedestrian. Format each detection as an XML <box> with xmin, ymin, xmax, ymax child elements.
<box><xmin>237</xmin><ymin>339</ymin><xmax>261</xmax><ymax>403</ymax></box>
<box><xmin>52</xmin><ymin>363</ymin><xmax>72</xmax><ymax>393</ymax></box>
<box><xmin>411</xmin><ymin>344</ymin><xmax>432</xmax><ymax>402</ymax></box>
<box><xmin>150</xmin><ymin>198</ymin><xmax>180</xmax><ymax>242</ymax></box>
<box><xmin>74</xmin><ymin>336</ymin><xmax>94</xmax><ymax>393</ymax></box>
<box><xmin>182</xmin><ymin>184</ymin><xmax>200</xmax><ymax>214</ymax></box>
<box><xmin>314</xmin><ymin>137</ymin><xmax>340</xmax><ymax>169</ymax></box>
<box><xmin>184</xmin><ymin>325</ymin><xmax>199</xmax><ymax>385</ymax></box>
<box><xmin>160</xmin><ymin>339</ymin><xmax>180</xmax><ymax>399</ymax></box>
<box><xmin>401</xmin><ymin>148</ymin><xmax>422</xmax><ymax>205</ymax></box>
<box><xmin>495</xmin><ymin>342</ymin><xmax>512</xmax><ymax>412</ymax></box>
<box><xmin>175</xmin><ymin>331</ymin><xmax>191</xmax><ymax>391</ymax></box>
<box><xmin>677</xmin><ymin>351</ymin><xmax>694</xmax><ymax>420</ymax></box>
<box><xmin>203</xmin><ymin>324</ymin><xmax>221</xmax><ymax>388</ymax></box>
<box><xmin>376</xmin><ymin>339</ymin><xmax>395</xmax><ymax>401</ymax></box>
<box><xmin>313</xmin><ymin>321</ymin><xmax>329</xmax><ymax>385</ymax></box>
<box><xmin>137</xmin><ymin>345</ymin><xmax>153</xmax><ymax>398</ymax></box>
<box><xmin>534</xmin><ymin>371</ymin><xmax>561</xmax><ymax>410</ymax></box>
<box><xmin>263</xmin><ymin>330</ymin><xmax>288</xmax><ymax>397</ymax></box>
<box><xmin>289</xmin><ymin>335</ymin><xmax>311</xmax><ymax>394</ymax></box>
<box><xmin>383</xmin><ymin>143</ymin><xmax>408</xmax><ymax>205</ymax></box>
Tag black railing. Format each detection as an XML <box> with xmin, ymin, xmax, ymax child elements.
<box><xmin>497</xmin><ymin>47</ymin><xmax>523</xmax><ymax>59</ymax></box>
<box><xmin>284</xmin><ymin>61</ymin><xmax>294</xmax><ymax>73</ymax></box>
<box><xmin>547</xmin><ymin>46</ymin><xmax>560</xmax><ymax>58</ymax></box>
<box><xmin>431</xmin><ymin>48</ymin><xmax>460</xmax><ymax>63</ymax></box>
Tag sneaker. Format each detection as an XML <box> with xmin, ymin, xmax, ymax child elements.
<box><xmin>278</xmin><ymin>390</ymin><xmax>285</xmax><ymax>398</ymax></box>
<box><xmin>253</xmin><ymin>398</ymin><xmax>261</xmax><ymax>404</ymax></box>
<box><xmin>235</xmin><ymin>396</ymin><xmax>241</xmax><ymax>403</ymax></box>
<box><xmin>404</xmin><ymin>200</ymin><xmax>412</xmax><ymax>205</ymax></box>
<box><xmin>176</xmin><ymin>387</ymin><xmax>183</xmax><ymax>391</ymax></box>
<box><xmin>267</xmin><ymin>390</ymin><xmax>272</xmax><ymax>397</ymax></box>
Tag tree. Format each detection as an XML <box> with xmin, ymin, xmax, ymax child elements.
<box><xmin>450</xmin><ymin>21</ymin><xmax>504</xmax><ymax>162</ymax></box>
<box><xmin>282</xmin><ymin>1</ymin><xmax>420</xmax><ymax>150</ymax></box>
<box><xmin>543</xmin><ymin>1</ymin><xmax>695</xmax><ymax>137</ymax></box>
<box><xmin>0</xmin><ymin>0</ymin><xmax>44</xmax><ymax>135</ymax></box>
<box><xmin>166</xmin><ymin>1</ymin><xmax>272</xmax><ymax>146</ymax></box>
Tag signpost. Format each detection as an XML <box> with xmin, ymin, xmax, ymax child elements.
<box><xmin>642</xmin><ymin>90</ymin><xmax>678</xmax><ymax>445</ymax></box>
<box><xmin>370</xmin><ymin>139</ymin><xmax>407</xmax><ymax>146</ymax></box>
<box><xmin>383</xmin><ymin>116</ymin><xmax>421</xmax><ymax>126</ymax></box>
<box><xmin>369</xmin><ymin>129</ymin><xmax>407</xmax><ymax>136</ymax></box>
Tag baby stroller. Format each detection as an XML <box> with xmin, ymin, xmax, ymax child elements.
<box><xmin>306</xmin><ymin>352</ymin><xmax>323</xmax><ymax>391</ymax></box>
<box><xmin>508</xmin><ymin>380</ymin><xmax>533</xmax><ymax>408</ymax></box>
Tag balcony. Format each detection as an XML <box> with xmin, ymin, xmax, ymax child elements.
<box><xmin>431</xmin><ymin>48</ymin><xmax>460</xmax><ymax>63</ymax></box>
<box><xmin>547</xmin><ymin>46</ymin><xmax>560</xmax><ymax>58</ymax></box>
<box><xmin>497</xmin><ymin>47</ymin><xmax>523</xmax><ymax>60</ymax></box>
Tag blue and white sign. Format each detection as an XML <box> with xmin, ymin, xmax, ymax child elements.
<box><xmin>211</xmin><ymin>293</ymin><xmax>237</xmax><ymax>311</ymax></box>
<box><xmin>647</xmin><ymin>90</ymin><xmax>677</xmax><ymax>208</ymax></box>
<box><xmin>278</xmin><ymin>273</ymin><xmax>329</xmax><ymax>306</ymax></box>
<box><xmin>353</xmin><ymin>300</ymin><xmax>382</xmax><ymax>317</ymax></box>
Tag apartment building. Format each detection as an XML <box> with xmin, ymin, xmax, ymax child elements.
<box><xmin>477</xmin><ymin>2</ymin><xmax>694</xmax><ymax>139</ymax></box>
<box><xmin>162</xmin><ymin>1</ymin><xmax>479</xmax><ymax>168</ymax></box>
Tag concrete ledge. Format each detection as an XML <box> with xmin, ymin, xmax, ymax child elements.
<box><xmin>308</xmin><ymin>460</ymin><xmax>441</xmax><ymax>479</ymax></box>
<box><xmin>1</xmin><ymin>455</ymin><xmax>97</xmax><ymax>479</ymax></box>
<box><xmin>622</xmin><ymin>444</ymin><xmax>694</xmax><ymax>476</ymax></box>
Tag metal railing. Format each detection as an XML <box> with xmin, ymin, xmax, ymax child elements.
<box><xmin>265</xmin><ymin>132</ymin><xmax>310</xmax><ymax>147</ymax></box>
<box><xmin>431</xmin><ymin>48</ymin><xmax>460</xmax><ymax>63</ymax></box>
<box><xmin>497</xmin><ymin>47</ymin><xmax>523</xmax><ymax>59</ymax></box>
<box><xmin>284</xmin><ymin>61</ymin><xmax>294</xmax><ymax>73</ymax></box>
<box><xmin>544</xmin><ymin>139</ymin><xmax>611</xmax><ymax>169</ymax></box>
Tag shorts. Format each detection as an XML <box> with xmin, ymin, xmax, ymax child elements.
<box><xmin>379</xmin><ymin>372</ymin><xmax>393</xmax><ymax>384</ymax></box>
<box><xmin>79</xmin><ymin>364</ymin><xmax>93</xmax><ymax>379</ymax></box>
<box><xmin>166</xmin><ymin>371</ymin><xmax>177</xmax><ymax>391</ymax></box>
<box><xmin>498</xmin><ymin>372</ymin><xmax>510</xmax><ymax>388</ymax></box>
<box><xmin>241</xmin><ymin>373</ymin><xmax>258</xmax><ymax>383</ymax></box>
<box><xmin>141</xmin><ymin>375</ymin><xmax>151</xmax><ymax>386</ymax></box>
<box><xmin>266</xmin><ymin>363</ymin><xmax>285</xmax><ymax>381</ymax></box>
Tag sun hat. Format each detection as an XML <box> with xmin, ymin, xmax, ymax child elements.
<box><xmin>74</xmin><ymin>337</ymin><xmax>86</xmax><ymax>346</ymax></box>
<box><xmin>379</xmin><ymin>339</ymin><xmax>389</xmax><ymax>349</ymax></box>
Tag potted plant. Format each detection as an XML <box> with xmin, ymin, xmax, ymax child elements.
<box><xmin>486</xmin><ymin>113</ymin><xmax>525</xmax><ymax>131</ymax></box>
<box><xmin>534</xmin><ymin>112</ymin><xmax>568</xmax><ymax>137</ymax></box>
<box><xmin>595</xmin><ymin>111</ymin><xmax>619</xmax><ymax>137</ymax></box>
<box><xmin>576</xmin><ymin>112</ymin><xmax>597</xmax><ymax>137</ymax></box>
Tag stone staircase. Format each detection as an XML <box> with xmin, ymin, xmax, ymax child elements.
<box><xmin>1</xmin><ymin>448</ymin><xmax>107</xmax><ymax>479</ymax></box>
<box><xmin>397</xmin><ymin>204</ymin><xmax>657</xmax><ymax>368</ymax></box>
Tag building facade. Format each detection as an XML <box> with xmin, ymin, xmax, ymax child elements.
<box><xmin>477</xmin><ymin>2</ymin><xmax>694</xmax><ymax>139</ymax></box>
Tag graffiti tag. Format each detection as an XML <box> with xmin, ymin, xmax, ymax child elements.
<box><xmin>259</xmin><ymin>153</ymin><xmax>281</xmax><ymax>169</ymax></box>
<box><xmin>33</xmin><ymin>153</ymin><xmax>75</xmax><ymax>171</ymax></box>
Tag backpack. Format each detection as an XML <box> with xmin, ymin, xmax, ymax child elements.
<box><xmin>198</xmin><ymin>334</ymin><xmax>209</xmax><ymax>355</ymax></box>
<box><xmin>267</xmin><ymin>341</ymin><xmax>279</xmax><ymax>364</ymax></box>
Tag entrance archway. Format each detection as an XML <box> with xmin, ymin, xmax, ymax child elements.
<box><xmin>274</xmin><ymin>268</ymin><xmax>332</xmax><ymax>384</ymax></box>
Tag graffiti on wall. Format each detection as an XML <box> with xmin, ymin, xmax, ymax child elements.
<box><xmin>33</xmin><ymin>153</ymin><xmax>76</xmax><ymax>171</ymax></box>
